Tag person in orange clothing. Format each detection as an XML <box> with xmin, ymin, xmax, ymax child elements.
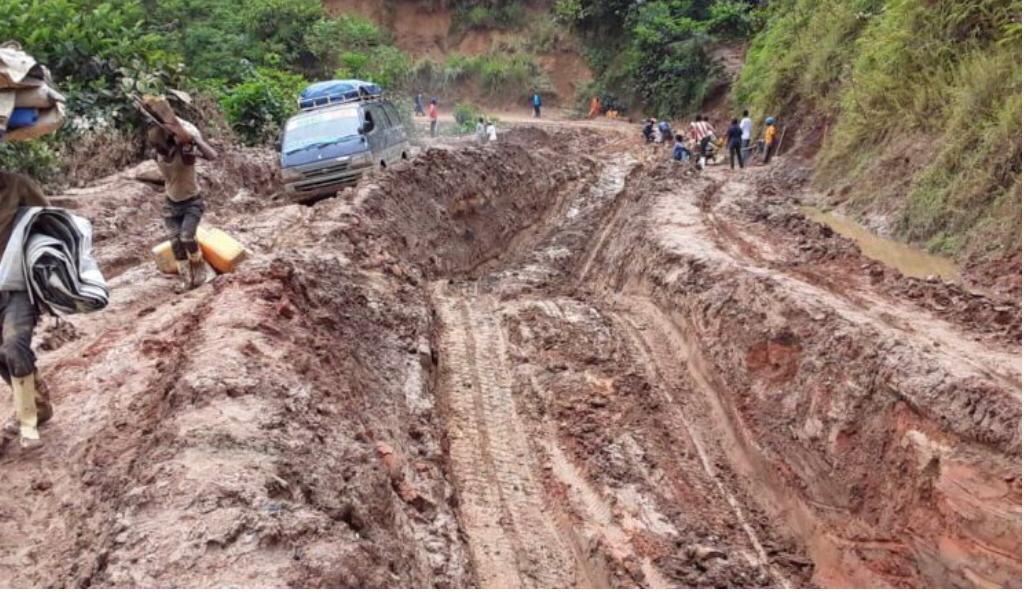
<box><xmin>587</xmin><ymin>96</ymin><xmax>601</xmax><ymax>119</ymax></box>
<box><xmin>763</xmin><ymin>117</ymin><xmax>779</xmax><ymax>164</ymax></box>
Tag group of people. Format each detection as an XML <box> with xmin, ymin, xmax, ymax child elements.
<box><xmin>474</xmin><ymin>117</ymin><xmax>498</xmax><ymax>144</ymax></box>
<box><xmin>648</xmin><ymin>110</ymin><xmax>780</xmax><ymax>169</ymax></box>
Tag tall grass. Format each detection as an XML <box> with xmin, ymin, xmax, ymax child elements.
<box><xmin>410</xmin><ymin>47</ymin><xmax>551</xmax><ymax>99</ymax></box>
<box><xmin>734</xmin><ymin>0</ymin><xmax>1022</xmax><ymax>259</ymax></box>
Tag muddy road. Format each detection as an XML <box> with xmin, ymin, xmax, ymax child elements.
<box><xmin>0</xmin><ymin>125</ymin><xmax>1020</xmax><ymax>588</ymax></box>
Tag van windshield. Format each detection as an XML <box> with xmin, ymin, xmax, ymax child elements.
<box><xmin>283</xmin><ymin>106</ymin><xmax>361</xmax><ymax>154</ymax></box>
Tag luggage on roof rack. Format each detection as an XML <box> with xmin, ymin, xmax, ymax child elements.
<box><xmin>298</xmin><ymin>79</ymin><xmax>382</xmax><ymax>111</ymax></box>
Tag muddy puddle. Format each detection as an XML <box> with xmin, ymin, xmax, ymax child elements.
<box><xmin>802</xmin><ymin>207</ymin><xmax>960</xmax><ymax>281</ymax></box>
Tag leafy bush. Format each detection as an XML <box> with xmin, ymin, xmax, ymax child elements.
<box><xmin>0</xmin><ymin>0</ymin><xmax>183</xmax><ymax>130</ymax></box>
<box><xmin>558</xmin><ymin>1</ymin><xmax>743</xmax><ymax>117</ymax></box>
<box><xmin>335</xmin><ymin>46</ymin><xmax>412</xmax><ymax>89</ymax></box>
<box><xmin>453</xmin><ymin>102</ymin><xmax>484</xmax><ymax>133</ymax></box>
<box><xmin>219</xmin><ymin>67</ymin><xmax>306</xmax><ymax>145</ymax></box>
<box><xmin>706</xmin><ymin>0</ymin><xmax>755</xmax><ymax>37</ymax></box>
<box><xmin>149</xmin><ymin>0</ymin><xmax>323</xmax><ymax>80</ymax></box>
<box><xmin>0</xmin><ymin>140</ymin><xmax>62</xmax><ymax>188</ymax></box>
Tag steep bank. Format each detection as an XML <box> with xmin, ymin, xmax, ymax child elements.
<box><xmin>0</xmin><ymin>125</ymin><xmax>1018</xmax><ymax>587</ymax></box>
<box><xmin>734</xmin><ymin>0</ymin><xmax>1021</xmax><ymax>269</ymax></box>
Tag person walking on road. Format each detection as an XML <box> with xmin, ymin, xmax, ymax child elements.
<box><xmin>0</xmin><ymin>172</ymin><xmax>52</xmax><ymax>451</ymax></box>
<box><xmin>763</xmin><ymin>117</ymin><xmax>779</xmax><ymax>164</ymax></box>
<box><xmin>142</xmin><ymin>95</ymin><xmax>219</xmax><ymax>293</ymax></box>
<box><xmin>429</xmin><ymin>98</ymin><xmax>439</xmax><ymax>137</ymax></box>
<box><xmin>740</xmin><ymin>110</ymin><xmax>753</xmax><ymax>163</ymax></box>
<box><xmin>486</xmin><ymin>120</ymin><xmax>497</xmax><ymax>142</ymax></box>
<box><xmin>532</xmin><ymin>90</ymin><xmax>542</xmax><ymax>118</ymax></box>
<box><xmin>0</xmin><ymin>45</ymin><xmax>66</xmax><ymax>450</ymax></box>
<box><xmin>726</xmin><ymin>118</ymin><xmax>744</xmax><ymax>169</ymax></box>
<box><xmin>414</xmin><ymin>92</ymin><xmax>425</xmax><ymax>117</ymax></box>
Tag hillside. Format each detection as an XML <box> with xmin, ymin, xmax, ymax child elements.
<box><xmin>734</xmin><ymin>0</ymin><xmax>1021</xmax><ymax>268</ymax></box>
<box><xmin>325</xmin><ymin>0</ymin><xmax>594</xmax><ymax>107</ymax></box>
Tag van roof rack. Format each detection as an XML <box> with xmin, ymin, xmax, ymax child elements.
<box><xmin>298</xmin><ymin>80</ymin><xmax>383</xmax><ymax>111</ymax></box>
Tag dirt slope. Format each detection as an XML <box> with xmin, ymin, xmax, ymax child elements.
<box><xmin>0</xmin><ymin>124</ymin><xmax>1020</xmax><ymax>587</ymax></box>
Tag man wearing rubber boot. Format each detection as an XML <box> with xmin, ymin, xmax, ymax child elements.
<box><xmin>0</xmin><ymin>172</ymin><xmax>52</xmax><ymax>450</ymax></box>
<box><xmin>143</xmin><ymin>96</ymin><xmax>218</xmax><ymax>292</ymax></box>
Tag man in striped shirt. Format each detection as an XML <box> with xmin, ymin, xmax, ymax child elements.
<box><xmin>690</xmin><ymin>114</ymin><xmax>716</xmax><ymax>166</ymax></box>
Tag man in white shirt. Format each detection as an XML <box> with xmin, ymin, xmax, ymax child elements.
<box><xmin>740</xmin><ymin>110</ymin><xmax>753</xmax><ymax>164</ymax></box>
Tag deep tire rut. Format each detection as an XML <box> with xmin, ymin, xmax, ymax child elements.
<box><xmin>433</xmin><ymin>283</ymin><xmax>578</xmax><ymax>588</ymax></box>
<box><xmin>609</xmin><ymin>301</ymin><xmax>792</xmax><ymax>588</ymax></box>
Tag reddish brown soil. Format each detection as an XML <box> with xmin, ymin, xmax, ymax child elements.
<box><xmin>0</xmin><ymin>123</ymin><xmax>1020</xmax><ymax>588</ymax></box>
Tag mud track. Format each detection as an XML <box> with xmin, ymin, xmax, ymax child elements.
<box><xmin>0</xmin><ymin>126</ymin><xmax>1020</xmax><ymax>588</ymax></box>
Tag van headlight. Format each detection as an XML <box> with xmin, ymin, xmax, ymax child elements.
<box><xmin>350</xmin><ymin>152</ymin><xmax>372</xmax><ymax>167</ymax></box>
<box><xmin>281</xmin><ymin>168</ymin><xmax>303</xmax><ymax>183</ymax></box>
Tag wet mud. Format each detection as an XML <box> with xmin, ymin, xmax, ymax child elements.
<box><xmin>0</xmin><ymin>127</ymin><xmax>1019</xmax><ymax>588</ymax></box>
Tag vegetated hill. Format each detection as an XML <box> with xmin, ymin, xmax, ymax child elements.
<box><xmin>734</xmin><ymin>0</ymin><xmax>1021</xmax><ymax>266</ymax></box>
<box><xmin>324</xmin><ymin>0</ymin><xmax>594</xmax><ymax>107</ymax></box>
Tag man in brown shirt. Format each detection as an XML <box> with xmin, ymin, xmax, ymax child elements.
<box><xmin>0</xmin><ymin>171</ymin><xmax>53</xmax><ymax>449</ymax></box>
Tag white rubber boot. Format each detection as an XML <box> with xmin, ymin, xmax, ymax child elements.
<box><xmin>12</xmin><ymin>374</ymin><xmax>42</xmax><ymax>449</ymax></box>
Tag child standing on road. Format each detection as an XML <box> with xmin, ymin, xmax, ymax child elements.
<box><xmin>486</xmin><ymin>120</ymin><xmax>497</xmax><ymax>142</ymax></box>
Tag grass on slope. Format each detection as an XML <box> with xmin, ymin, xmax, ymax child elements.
<box><xmin>735</xmin><ymin>0</ymin><xmax>1021</xmax><ymax>260</ymax></box>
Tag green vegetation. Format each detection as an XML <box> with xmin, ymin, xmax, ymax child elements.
<box><xmin>0</xmin><ymin>139</ymin><xmax>61</xmax><ymax>187</ymax></box>
<box><xmin>452</xmin><ymin>102</ymin><xmax>484</xmax><ymax>133</ymax></box>
<box><xmin>0</xmin><ymin>0</ymin><xmax>412</xmax><ymax>153</ymax></box>
<box><xmin>735</xmin><ymin>0</ymin><xmax>1021</xmax><ymax>259</ymax></box>
<box><xmin>452</xmin><ymin>1</ymin><xmax>527</xmax><ymax>32</ymax></box>
<box><xmin>556</xmin><ymin>0</ymin><xmax>755</xmax><ymax>118</ymax></box>
<box><xmin>219</xmin><ymin>67</ymin><xmax>306</xmax><ymax>145</ymax></box>
<box><xmin>410</xmin><ymin>46</ymin><xmax>551</xmax><ymax>100</ymax></box>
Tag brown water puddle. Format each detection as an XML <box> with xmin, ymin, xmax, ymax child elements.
<box><xmin>802</xmin><ymin>207</ymin><xmax>960</xmax><ymax>282</ymax></box>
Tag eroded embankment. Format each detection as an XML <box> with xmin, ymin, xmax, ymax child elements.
<box><xmin>578</xmin><ymin>161</ymin><xmax>1022</xmax><ymax>587</ymax></box>
<box><xmin>0</xmin><ymin>128</ymin><xmax>594</xmax><ymax>587</ymax></box>
<box><xmin>2</xmin><ymin>127</ymin><xmax>1018</xmax><ymax>588</ymax></box>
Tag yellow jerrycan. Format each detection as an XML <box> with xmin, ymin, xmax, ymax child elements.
<box><xmin>152</xmin><ymin>225</ymin><xmax>247</xmax><ymax>275</ymax></box>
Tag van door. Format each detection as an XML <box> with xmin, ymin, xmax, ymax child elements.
<box><xmin>384</xmin><ymin>102</ymin><xmax>408</xmax><ymax>160</ymax></box>
<box><xmin>375</xmin><ymin>104</ymin><xmax>397</xmax><ymax>163</ymax></box>
<box><xmin>361</xmin><ymin>105</ymin><xmax>385</xmax><ymax>162</ymax></box>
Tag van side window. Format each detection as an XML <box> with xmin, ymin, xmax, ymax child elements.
<box><xmin>385</xmin><ymin>104</ymin><xmax>402</xmax><ymax>127</ymax></box>
<box><xmin>378</xmin><ymin>104</ymin><xmax>395</xmax><ymax>127</ymax></box>
<box><xmin>363</xmin><ymin>109</ymin><xmax>375</xmax><ymax>133</ymax></box>
<box><xmin>370</xmin><ymin>105</ymin><xmax>390</xmax><ymax>128</ymax></box>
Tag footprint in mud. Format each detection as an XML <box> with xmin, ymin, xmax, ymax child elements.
<box><xmin>37</xmin><ymin>320</ymin><xmax>81</xmax><ymax>352</ymax></box>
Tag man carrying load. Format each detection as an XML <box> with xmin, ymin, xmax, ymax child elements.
<box><xmin>0</xmin><ymin>42</ymin><xmax>65</xmax><ymax>450</ymax></box>
<box><xmin>140</xmin><ymin>95</ymin><xmax>219</xmax><ymax>292</ymax></box>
